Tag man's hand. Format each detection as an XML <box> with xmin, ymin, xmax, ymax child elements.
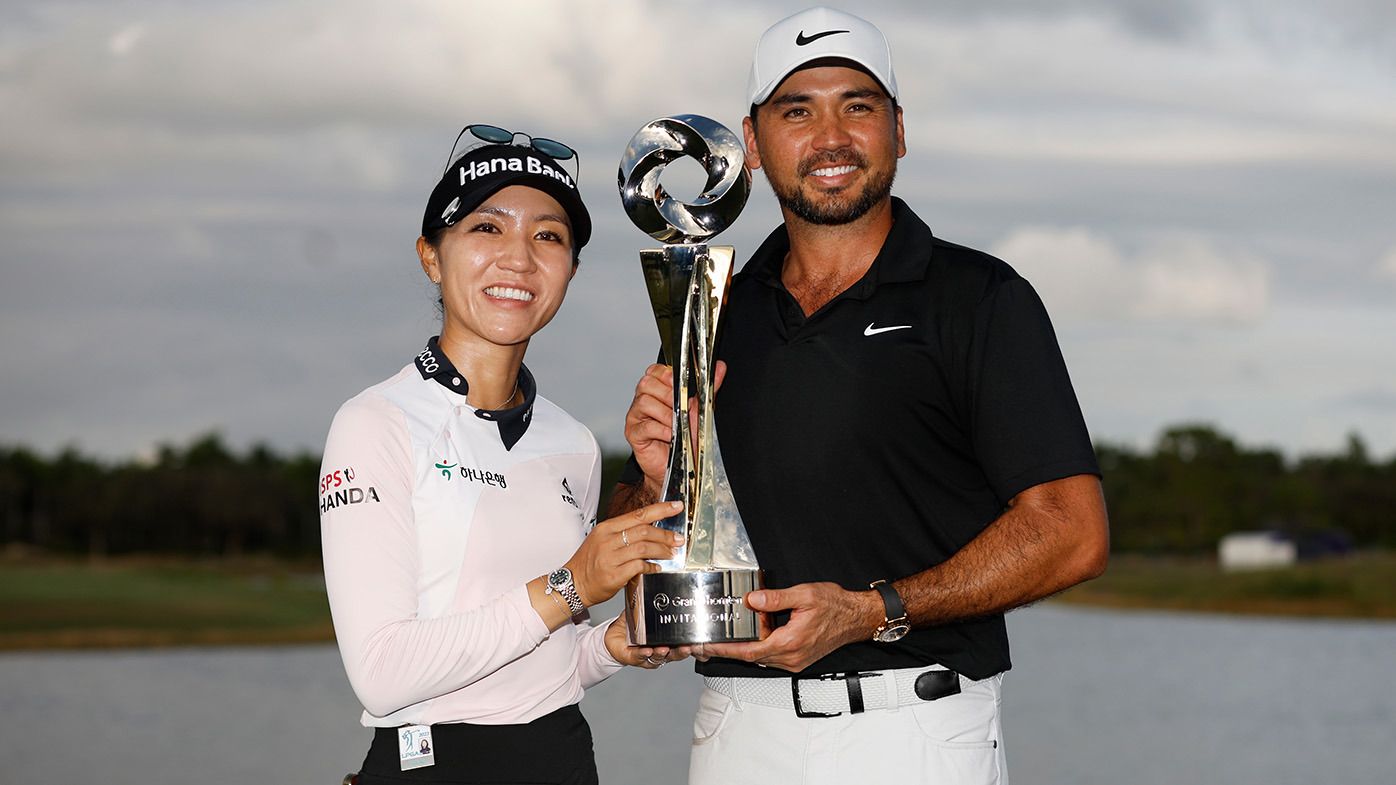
<box><xmin>622</xmin><ymin>364</ymin><xmax>676</xmax><ymax>499</ymax></box>
<box><xmin>695</xmin><ymin>583</ymin><xmax>881</xmax><ymax>672</ymax></box>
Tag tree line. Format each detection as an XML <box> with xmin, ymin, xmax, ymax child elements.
<box><xmin>1</xmin><ymin>424</ymin><xmax>1391</xmax><ymax>558</ymax></box>
<box><xmin>1099</xmin><ymin>425</ymin><xmax>1393</xmax><ymax>553</ymax></box>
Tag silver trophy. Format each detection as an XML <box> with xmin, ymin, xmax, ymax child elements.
<box><xmin>618</xmin><ymin>115</ymin><xmax>768</xmax><ymax>645</ymax></box>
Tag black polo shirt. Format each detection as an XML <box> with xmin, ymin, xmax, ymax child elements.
<box><xmin>669</xmin><ymin>197</ymin><xmax>1099</xmax><ymax>681</ymax></box>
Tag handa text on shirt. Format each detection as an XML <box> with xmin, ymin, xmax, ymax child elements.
<box><xmin>320</xmin><ymin>485</ymin><xmax>381</xmax><ymax>514</ymax></box>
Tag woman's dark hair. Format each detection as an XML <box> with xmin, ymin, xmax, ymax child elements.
<box><xmin>422</xmin><ymin>226</ymin><xmax>449</xmax><ymax>316</ymax></box>
<box><xmin>422</xmin><ymin>225</ymin><xmax>449</xmax><ymax>250</ymax></box>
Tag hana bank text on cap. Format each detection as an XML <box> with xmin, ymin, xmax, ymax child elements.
<box><xmin>421</xmin><ymin>143</ymin><xmax>592</xmax><ymax>251</ymax></box>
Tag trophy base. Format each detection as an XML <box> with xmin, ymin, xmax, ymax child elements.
<box><xmin>625</xmin><ymin>569</ymin><xmax>768</xmax><ymax>646</ymax></box>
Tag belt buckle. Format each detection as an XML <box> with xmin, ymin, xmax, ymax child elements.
<box><xmin>791</xmin><ymin>671</ymin><xmax>880</xmax><ymax>718</ymax></box>
<box><xmin>791</xmin><ymin>673</ymin><xmax>845</xmax><ymax>718</ymax></box>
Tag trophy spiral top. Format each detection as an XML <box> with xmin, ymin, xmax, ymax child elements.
<box><xmin>618</xmin><ymin>114</ymin><xmax>751</xmax><ymax>244</ymax></box>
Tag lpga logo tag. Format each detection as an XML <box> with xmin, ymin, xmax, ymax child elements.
<box><xmin>398</xmin><ymin>724</ymin><xmax>435</xmax><ymax>771</ymax></box>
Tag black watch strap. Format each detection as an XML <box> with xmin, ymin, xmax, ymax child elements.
<box><xmin>871</xmin><ymin>579</ymin><xmax>906</xmax><ymax>621</ymax></box>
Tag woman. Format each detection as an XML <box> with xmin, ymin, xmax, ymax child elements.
<box><xmin>319</xmin><ymin>124</ymin><xmax>685</xmax><ymax>785</ymax></box>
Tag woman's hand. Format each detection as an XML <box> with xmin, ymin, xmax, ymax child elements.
<box><xmin>603</xmin><ymin>615</ymin><xmax>692</xmax><ymax>670</ymax></box>
<box><xmin>565</xmin><ymin>500</ymin><xmax>684</xmax><ymax>607</ymax></box>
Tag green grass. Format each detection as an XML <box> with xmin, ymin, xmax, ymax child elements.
<box><xmin>2</xmin><ymin>551</ymin><xmax>1392</xmax><ymax>650</ymax></box>
<box><xmin>1057</xmin><ymin>551</ymin><xmax>1396</xmax><ymax>619</ymax></box>
<box><xmin>0</xmin><ymin>557</ymin><xmax>333</xmax><ymax>649</ymax></box>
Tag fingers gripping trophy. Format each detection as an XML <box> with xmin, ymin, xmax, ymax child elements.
<box><xmin>618</xmin><ymin>115</ymin><xmax>769</xmax><ymax>646</ymax></box>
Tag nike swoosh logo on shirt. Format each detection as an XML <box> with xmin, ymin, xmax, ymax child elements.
<box><xmin>864</xmin><ymin>323</ymin><xmax>913</xmax><ymax>336</ymax></box>
<box><xmin>795</xmin><ymin>29</ymin><xmax>850</xmax><ymax>46</ymax></box>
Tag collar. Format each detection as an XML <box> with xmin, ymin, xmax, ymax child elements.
<box><xmin>743</xmin><ymin>197</ymin><xmax>936</xmax><ymax>298</ymax></box>
<box><xmin>413</xmin><ymin>336</ymin><xmax>537</xmax><ymax>451</ymax></box>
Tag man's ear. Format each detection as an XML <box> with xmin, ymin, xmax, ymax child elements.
<box><xmin>742</xmin><ymin>115</ymin><xmax>763</xmax><ymax>172</ymax></box>
<box><xmin>895</xmin><ymin>105</ymin><xmax>906</xmax><ymax>159</ymax></box>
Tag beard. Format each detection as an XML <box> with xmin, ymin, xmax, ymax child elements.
<box><xmin>769</xmin><ymin>150</ymin><xmax>897</xmax><ymax>226</ymax></box>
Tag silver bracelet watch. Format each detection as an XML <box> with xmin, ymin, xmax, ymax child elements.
<box><xmin>546</xmin><ymin>567</ymin><xmax>585</xmax><ymax>616</ymax></box>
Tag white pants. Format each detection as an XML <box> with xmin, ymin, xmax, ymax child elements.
<box><xmin>688</xmin><ymin>673</ymin><xmax>1007</xmax><ymax>785</ymax></box>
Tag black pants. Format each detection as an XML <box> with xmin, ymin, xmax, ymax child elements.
<box><xmin>355</xmin><ymin>704</ymin><xmax>598</xmax><ymax>785</ymax></box>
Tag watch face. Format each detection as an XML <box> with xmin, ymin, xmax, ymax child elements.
<box><xmin>548</xmin><ymin>567</ymin><xmax>571</xmax><ymax>588</ymax></box>
<box><xmin>876</xmin><ymin>623</ymin><xmax>911</xmax><ymax>643</ymax></box>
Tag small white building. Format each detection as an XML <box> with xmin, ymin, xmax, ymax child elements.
<box><xmin>1218</xmin><ymin>531</ymin><xmax>1297</xmax><ymax>571</ymax></box>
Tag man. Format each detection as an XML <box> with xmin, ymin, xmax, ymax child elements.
<box><xmin>611</xmin><ymin>7</ymin><xmax>1109</xmax><ymax>783</ymax></box>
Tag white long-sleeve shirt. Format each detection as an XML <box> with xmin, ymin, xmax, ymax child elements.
<box><xmin>319</xmin><ymin>339</ymin><xmax>621</xmax><ymax>727</ymax></box>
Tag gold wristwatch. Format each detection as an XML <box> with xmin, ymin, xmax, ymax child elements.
<box><xmin>870</xmin><ymin>579</ymin><xmax>910</xmax><ymax>643</ymax></box>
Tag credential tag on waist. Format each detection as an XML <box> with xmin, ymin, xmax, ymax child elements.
<box><xmin>399</xmin><ymin>724</ymin><xmax>435</xmax><ymax>771</ymax></box>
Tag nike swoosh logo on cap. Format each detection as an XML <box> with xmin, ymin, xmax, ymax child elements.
<box><xmin>864</xmin><ymin>323</ymin><xmax>913</xmax><ymax>336</ymax></box>
<box><xmin>795</xmin><ymin>29</ymin><xmax>850</xmax><ymax>46</ymax></box>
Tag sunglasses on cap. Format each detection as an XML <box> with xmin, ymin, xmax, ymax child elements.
<box><xmin>444</xmin><ymin>124</ymin><xmax>581</xmax><ymax>181</ymax></box>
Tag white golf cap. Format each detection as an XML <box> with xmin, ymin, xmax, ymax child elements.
<box><xmin>747</xmin><ymin>6</ymin><xmax>898</xmax><ymax>107</ymax></box>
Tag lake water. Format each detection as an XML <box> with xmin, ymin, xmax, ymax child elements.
<box><xmin>2</xmin><ymin>604</ymin><xmax>1393</xmax><ymax>785</ymax></box>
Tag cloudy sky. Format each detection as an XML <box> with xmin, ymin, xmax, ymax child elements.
<box><xmin>3</xmin><ymin>0</ymin><xmax>1394</xmax><ymax>462</ymax></box>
